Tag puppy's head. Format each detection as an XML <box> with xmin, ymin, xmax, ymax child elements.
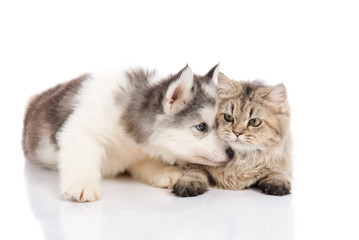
<box><xmin>149</xmin><ymin>65</ymin><xmax>233</xmax><ymax>166</ymax></box>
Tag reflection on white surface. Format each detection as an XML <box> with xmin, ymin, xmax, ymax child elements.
<box><xmin>23</xmin><ymin>163</ymin><xmax>293</xmax><ymax>240</ymax></box>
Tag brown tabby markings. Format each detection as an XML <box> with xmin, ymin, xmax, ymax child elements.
<box><xmin>173</xmin><ymin>73</ymin><xmax>292</xmax><ymax>197</ymax></box>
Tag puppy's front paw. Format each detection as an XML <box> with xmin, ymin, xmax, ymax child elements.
<box><xmin>61</xmin><ymin>181</ymin><xmax>102</xmax><ymax>202</ymax></box>
<box><xmin>152</xmin><ymin>167</ymin><xmax>183</xmax><ymax>189</ymax></box>
<box><xmin>172</xmin><ymin>178</ymin><xmax>208</xmax><ymax>197</ymax></box>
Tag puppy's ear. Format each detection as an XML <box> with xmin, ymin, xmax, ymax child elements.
<box><xmin>206</xmin><ymin>63</ymin><xmax>220</xmax><ymax>83</ymax></box>
<box><xmin>163</xmin><ymin>65</ymin><xmax>194</xmax><ymax>114</ymax></box>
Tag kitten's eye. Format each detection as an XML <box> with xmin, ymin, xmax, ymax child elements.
<box><xmin>249</xmin><ymin>118</ymin><xmax>262</xmax><ymax>127</ymax></box>
<box><xmin>196</xmin><ymin>123</ymin><xmax>208</xmax><ymax>132</ymax></box>
<box><xmin>224</xmin><ymin>113</ymin><xmax>234</xmax><ymax>122</ymax></box>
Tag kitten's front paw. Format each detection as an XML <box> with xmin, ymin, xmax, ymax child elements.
<box><xmin>172</xmin><ymin>178</ymin><xmax>208</xmax><ymax>197</ymax></box>
<box><xmin>61</xmin><ymin>181</ymin><xmax>102</xmax><ymax>202</ymax></box>
<box><xmin>258</xmin><ymin>180</ymin><xmax>291</xmax><ymax>196</ymax></box>
<box><xmin>152</xmin><ymin>167</ymin><xmax>183</xmax><ymax>189</ymax></box>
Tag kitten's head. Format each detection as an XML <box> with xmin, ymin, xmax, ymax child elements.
<box><xmin>216</xmin><ymin>73</ymin><xmax>290</xmax><ymax>153</ymax></box>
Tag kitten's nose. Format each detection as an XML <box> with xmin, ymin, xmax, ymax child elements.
<box><xmin>233</xmin><ymin>131</ymin><xmax>243</xmax><ymax>137</ymax></box>
<box><xmin>226</xmin><ymin>147</ymin><xmax>235</xmax><ymax>160</ymax></box>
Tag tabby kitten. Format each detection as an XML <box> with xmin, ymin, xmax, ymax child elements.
<box><xmin>173</xmin><ymin>73</ymin><xmax>292</xmax><ymax>196</ymax></box>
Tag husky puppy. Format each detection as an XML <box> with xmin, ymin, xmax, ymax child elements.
<box><xmin>22</xmin><ymin>65</ymin><xmax>233</xmax><ymax>202</ymax></box>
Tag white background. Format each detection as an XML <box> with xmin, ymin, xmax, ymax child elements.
<box><xmin>1</xmin><ymin>0</ymin><xmax>359</xmax><ymax>239</ymax></box>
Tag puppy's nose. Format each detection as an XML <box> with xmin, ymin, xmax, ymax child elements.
<box><xmin>226</xmin><ymin>147</ymin><xmax>235</xmax><ymax>160</ymax></box>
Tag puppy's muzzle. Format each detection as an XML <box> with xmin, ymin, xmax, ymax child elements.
<box><xmin>226</xmin><ymin>147</ymin><xmax>235</xmax><ymax>160</ymax></box>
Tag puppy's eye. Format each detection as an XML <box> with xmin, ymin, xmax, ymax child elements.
<box><xmin>196</xmin><ymin>123</ymin><xmax>208</xmax><ymax>132</ymax></box>
<box><xmin>249</xmin><ymin>118</ymin><xmax>262</xmax><ymax>127</ymax></box>
<box><xmin>224</xmin><ymin>113</ymin><xmax>234</xmax><ymax>122</ymax></box>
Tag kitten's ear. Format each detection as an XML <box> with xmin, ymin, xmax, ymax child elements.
<box><xmin>163</xmin><ymin>65</ymin><xmax>194</xmax><ymax>114</ymax></box>
<box><xmin>205</xmin><ymin>64</ymin><xmax>220</xmax><ymax>83</ymax></box>
<box><xmin>217</xmin><ymin>73</ymin><xmax>238</xmax><ymax>94</ymax></box>
<box><xmin>263</xmin><ymin>84</ymin><xmax>288</xmax><ymax>112</ymax></box>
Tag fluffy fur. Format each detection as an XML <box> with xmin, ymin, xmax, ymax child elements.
<box><xmin>173</xmin><ymin>73</ymin><xmax>292</xmax><ymax>197</ymax></box>
<box><xmin>22</xmin><ymin>65</ymin><xmax>233</xmax><ymax>202</ymax></box>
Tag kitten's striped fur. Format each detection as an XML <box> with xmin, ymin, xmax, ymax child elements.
<box><xmin>173</xmin><ymin>73</ymin><xmax>292</xmax><ymax>196</ymax></box>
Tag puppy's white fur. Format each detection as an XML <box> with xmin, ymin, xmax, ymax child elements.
<box><xmin>24</xmin><ymin>66</ymin><xmax>229</xmax><ymax>202</ymax></box>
